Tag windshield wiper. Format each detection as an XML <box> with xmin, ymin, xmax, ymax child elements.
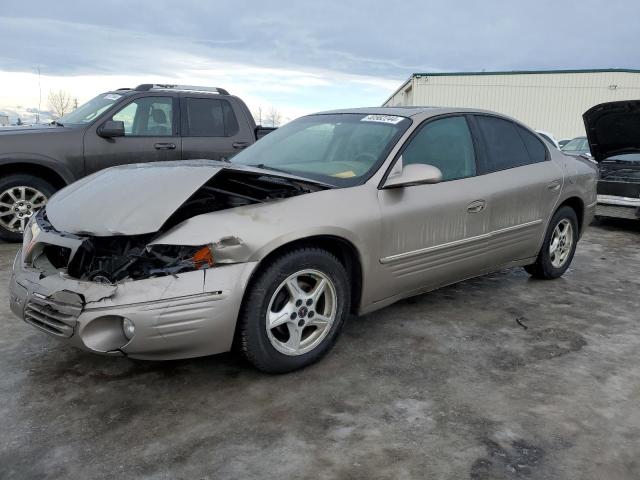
<box><xmin>247</xmin><ymin>163</ymin><xmax>292</xmax><ymax>174</ymax></box>
<box><xmin>50</xmin><ymin>120</ymin><xmax>64</xmax><ymax>127</ymax></box>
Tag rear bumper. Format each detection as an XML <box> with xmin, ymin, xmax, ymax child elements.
<box><xmin>596</xmin><ymin>194</ymin><xmax>640</xmax><ymax>220</ymax></box>
<box><xmin>10</xmin><ymin>249</ymin><xmax>257</xmax><ymax>360</ymax></box>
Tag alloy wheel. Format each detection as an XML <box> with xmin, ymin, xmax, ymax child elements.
<box><xmin>0</xmin><ymin>186</ymin><xmax>48</xmax><ymax>233</ymax></box>
<box><xmin>549</xmin><ymin>219</ymin><xmax>573</xmax><ymax>268</ymax></box>
<box><xmin>265</xmin><ymin>269</ymin><xmax>337</xmax><ymax>356</ymax></box>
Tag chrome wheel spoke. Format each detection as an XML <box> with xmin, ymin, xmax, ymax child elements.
<box><xmin>285</xmin><ymin>278</ymin><xmax>304</xmax><ymax>299</ymax></box>
<box><xmin>6</xmin><ymin>189</ymin><xmax>18</xmax><ymax>202</ymax></box>
<box><xmin>268</xmin><ymin>303</ymin><xmax>294</xmax><ymax>329</ymax></box>
<box><xmin>308</xmin><ymin>314</ymin><xmax>331</xmax><ymax>329</ymax></box>
<box><xmin>285</xmin><ymin>324</ymin><xmax>302</xmax><ymax>351</ymax></box>
<box><xmin>309</xmin><ymin>278</ymin><xmax>327</xmax><ymax>305</ymax></box>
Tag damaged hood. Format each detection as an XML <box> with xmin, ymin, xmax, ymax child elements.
<box><xmin>46</xmin><ymin>161</ymin><xmax>224</xmax><ymax>236</ymax></box>
<box><xmin>583</xmin><ymin>100</ymin><xmax>640</xmax><ymax>162</ymax></box>
<box><xmin>45</xmin><ymin>160</ymin><xmax>326</xmax><ymax>236</ymax></box>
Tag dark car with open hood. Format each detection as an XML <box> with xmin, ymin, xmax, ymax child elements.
<box><xmin>584</xmin><ymin>100</ymin><xmax>640</xmax><ymax>220</ymax></box>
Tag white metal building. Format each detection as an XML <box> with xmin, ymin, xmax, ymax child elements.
<box><xmin>383</xmin><ymin>69</ymin><xmax>640</xmax><ymax>140</ymax></box>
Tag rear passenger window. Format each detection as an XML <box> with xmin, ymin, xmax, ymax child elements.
<box><xmin>475</xmin><ymin>116</ymin><xmax>531</xmax><ymax>172</ymax></box>
<box><xmin>184</xmin><ymin>98</ymin><xmax>239</xmax><ymax>137</ymax></box>
<box><xmin>516</xmin><ymin>126</ymin><xmax>548</xmax><ymax>163</ymax></box>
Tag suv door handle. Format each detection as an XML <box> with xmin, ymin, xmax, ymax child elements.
<box><xmin>154</xmin><ymin>142</ymin><xmax>176</xmax><ymax>150</ymax></box>
<box><xmin>232</xmin><ymin>142</ymin><xmax>250</xmax><ymax>149</ymax></box>
<box><xmin>467</xmin><ymin>199</ymin><xmax>486</xmax><ymax>213</ymax></box>
<box><xmin>547</xmin><ymin>180</ymin><xmax>561</xmax><ymax>191</ymax></box>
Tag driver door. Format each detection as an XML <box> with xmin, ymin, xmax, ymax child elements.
<box><xmin>377</xmin><ymin>115</ymin><xmax>492</xmax><ymax>298</ymax></box>
<box><xmin>83</xmin><ymin>95</ymin><xmax>182</xmax><ymax>174</ymax></box>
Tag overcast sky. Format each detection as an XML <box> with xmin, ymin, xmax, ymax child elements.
<box><xmin>1</xmin><ymin>0</ymin><xmax>639</xmax><ymax>122</ymax></box>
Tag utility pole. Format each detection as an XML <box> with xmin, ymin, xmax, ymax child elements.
<box><xmin>74</xmin><ymin>98</ymin><xmax>78</xmax><ymax>110</ymax></box>
<box><xmin>36</xmin><ymin>66</ymin><xmax>41</xmax><ymax>124</ymax></box>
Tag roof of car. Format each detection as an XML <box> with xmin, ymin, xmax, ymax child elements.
<box><xmin>312</xmin><ymin>106</ymin><xmax>493</xmax><ymax>118</ymax></box>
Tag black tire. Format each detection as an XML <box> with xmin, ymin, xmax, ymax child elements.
<box><xmin>0</xmin><ymin>174</ymin><xmax>56</xmax><ymax>242</ymax></box>
<box><xmin>524</xmin><ymin>206</ymin><xmax>579</xmax><ymax>279</ymax></box>
<box><xmin>238</xmin><ymin>247</ymin><xmax>350</xmax><ymax>373</ymax></box>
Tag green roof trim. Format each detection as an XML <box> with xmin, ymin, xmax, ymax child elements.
<box><xmin>410</xmin><ymin>68</ymin><xmax>640</xmax><ymax>77</ymax></box>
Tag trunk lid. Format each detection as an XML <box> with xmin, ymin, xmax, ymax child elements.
<box><xmin>583</xmin><ymin>100</ymin><xmax>640</xmax><ymax>162</ymax></box>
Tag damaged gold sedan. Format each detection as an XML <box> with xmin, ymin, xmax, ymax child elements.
<box><xmin>10</xmin><ymin>108</ymin><xmax>598</xmax><ymax>372</ymax></box>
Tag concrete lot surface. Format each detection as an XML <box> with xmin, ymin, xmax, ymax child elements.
<box><xmin>1</xmin><ymin>219</ymin><xmax>639</xmax><ymax>480</ymax></box>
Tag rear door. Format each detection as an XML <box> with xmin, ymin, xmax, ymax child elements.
<box><xmin>378</xmin><ymin>115</ymin><xmax>493</xmax><ymax>298</ymax></box>
<box><xmin>470</xmin><ymin>115</ymin><xmax>563</xmax><ymax>267</ymax></box>
<box><xmin>83</xmin><ymin>95</ymin><xmax>181</xmax><ymax>174</ymax></box>
<box><xmin>180</xmin><ymin>96</ymin><xmax>255</xmax><ymax>160</ymax></box>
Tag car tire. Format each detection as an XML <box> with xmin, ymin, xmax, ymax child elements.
<box><xmin>0</xmin><ymin>174</ymin><xmax>55</xmax><ymax>242</ymax></box>
<box><xmin>524</xmin><ymin>206</ymin><xmax>579</xmax><ymax>279</ymax></box>
<box><xmin>238</xmin><ymin>247</ymin><xmax>350</xmax><ymax>373</ymax></box>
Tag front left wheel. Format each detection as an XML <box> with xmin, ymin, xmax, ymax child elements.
<box><xmin>238</xmin><ymin>247</ymin><xmax>350</xmax><ymax>373</ymax></box>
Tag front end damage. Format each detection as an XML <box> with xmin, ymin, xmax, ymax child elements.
<box><xmin>10</xmin><ymin>161</ymin><xmax>328</xmax><ymax>359</ymax></box>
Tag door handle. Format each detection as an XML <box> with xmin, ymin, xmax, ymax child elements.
<box><xmin>547</xmin><ymin>180</ymin><xmax>561</xmax><ymax>191</ymax></box>
<box><xmin>154</xmin><ymin>142</ymin><xmax>176</xmax><ymax>150</ymax></box>
<box><xmin>232</xmin><ymin>142</ymin><xmax>250</xmax><ymax>149</ymax></box>
<box><xmin>467</xmin><ymin>199</ymin><xmax>486</xmax><ymax>213</ymax></box>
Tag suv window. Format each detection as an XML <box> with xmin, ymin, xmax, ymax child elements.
<box><xmin>475</xmin><ymin>116</ymin><xmax>532</xmax><ymax>172</ymax></box>
<box><xmin>401</xmin><ymin>116</ymin><xmax>476</xmax><ymax>181</ymax></box>
<box><xmin>112</xmin><ymin>97</ymin><xmax>173</xmax><ymax>136</ymax></box>
<box><xmin>184</xmin><ymin>98</ymin><xmax>239</xmax><ymax>137</ymax></box>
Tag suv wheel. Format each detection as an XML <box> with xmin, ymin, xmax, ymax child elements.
<box><xmin>0</xmin><ymin>174</ymin><xmax>55</xmax><ymax>242</ymax></box>
<box><xmin>239</xmin><ymin>247</ymin><xmax>350</xmax><ymax>373</ymax></box>
<box><xmin>524</xmin><ymin>206</ymin><xmax>579</xmax><ymax>279</ymax></box>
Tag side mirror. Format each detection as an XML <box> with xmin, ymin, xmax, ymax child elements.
<box><xmin>383</xmin><ymin>163</ymin><xmax>443</xmax><ymax>188</ymax></box>
<box><xmin>98</xmin><ymin>120</ymin><xmax>125</xmax><ymax>138</ymax></box>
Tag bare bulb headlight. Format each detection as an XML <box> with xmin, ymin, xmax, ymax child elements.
<box><xmin>122</xmin><ymin>317</ymin><xmax>135</xmax><ymax>340</ymax></box>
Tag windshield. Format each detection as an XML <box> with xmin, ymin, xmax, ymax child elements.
<box><xmin>232</xmin><ymin>113</ymin><xmax>411</xmax><ymax>186</ymax></box>
<box><xmin>59</xmin><ymin>93</ymin><xmax>124</xmax><ymax>125</ymax></box>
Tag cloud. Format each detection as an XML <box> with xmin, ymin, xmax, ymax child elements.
<box><xmin>1</xmin><ymin>0</ymin><xmax>639</xmax><ymax>122</ymax></box>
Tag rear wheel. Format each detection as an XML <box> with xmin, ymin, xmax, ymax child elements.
<box><xmin>239</xmin><ymin>247</ymin><xmax>350</xmax><ymax>373</ymax></box>
<box><xmin>524</xmin><ymin>206</ymin><xmax>578</xmax><ymax>279</ymax></box>
<box><xmin>0</xmin><ymin>174</ymin><xmax>55</xmax><ymax>242</ymax></box>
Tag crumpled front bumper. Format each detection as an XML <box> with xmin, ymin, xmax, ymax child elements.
<box><xmin>10</xmin><ymin>249</ymin><xmax>257</xmax><ymax>360</ymax></box>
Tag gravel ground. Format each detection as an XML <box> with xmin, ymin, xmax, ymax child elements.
<box><xmin>1</xmin><ymin>218</ymin><xmax>639</xmax><ymax>480</ymax></box>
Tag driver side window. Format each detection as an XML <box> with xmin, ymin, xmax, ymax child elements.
<box><xmin>111</xmin><ymin>97</ymin><xmax>173</xmax><ymax>136</ymax></box>
<box><xmin>402</xmin><ymin>116</ymin><xmax>477</xmax><ymax>181</ymax></box>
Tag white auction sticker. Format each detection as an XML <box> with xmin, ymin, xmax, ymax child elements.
<box><xmin>361</xmin><ymin>114</ymin><xmax>405</xmax><ymax>124</ymax></box>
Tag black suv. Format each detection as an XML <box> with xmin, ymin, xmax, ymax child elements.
<box><xmin>0</xmin><ymin>84</ymin><xmax>274</xmax><ymax>241</ymax></box>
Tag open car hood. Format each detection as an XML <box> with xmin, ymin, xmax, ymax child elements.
<box><xmin>583</xmin><ymin>100</ymin><xmax>640</xmax><ymax>162</ymax></box>
<box><xmin>45</xmin><ymin>160</ymin><xmax>325</xmax><ymax>236</ymax></box>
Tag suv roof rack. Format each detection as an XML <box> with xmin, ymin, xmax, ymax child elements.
<box><xmin>134</xmin><ymin>84</ymin><xmax>230</xmax><ymax>95</ymax></box>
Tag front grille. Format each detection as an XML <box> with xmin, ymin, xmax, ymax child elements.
<box><xmin>24</xmin><ymin>295</ymin><xmax>78</xmax><ymax>338</ymax></box>
<box><xmin>596</xmin><ymin>204</ymin><xmax>640</xmax><ymax>220</ymax></box>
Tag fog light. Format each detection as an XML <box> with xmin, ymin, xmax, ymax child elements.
<box><xmin>122</xmin><ymin>317</ymin><xmax>135</xmax><ymax>340</ymax></box>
